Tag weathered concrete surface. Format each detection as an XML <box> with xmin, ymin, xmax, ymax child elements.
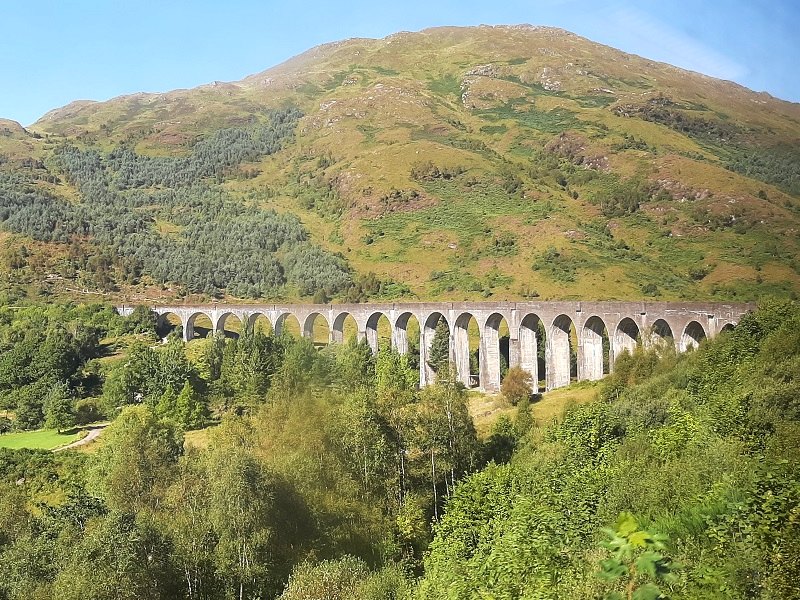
<box><xmin>123</xmin><ymin>301</ymin><xmax>754</xmax><ymax>392</ymax></box>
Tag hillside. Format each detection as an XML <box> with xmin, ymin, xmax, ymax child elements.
<box><xmin>1</xmin><ymin>25</ymin><xmax>799</xmax><ymax>303</ymax></box>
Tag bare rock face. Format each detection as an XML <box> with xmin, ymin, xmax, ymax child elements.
<box><xmin>538</xmin><ymin>67</ymin><xmax>562</xmax><ymax>91</ymax></box>
<box><xmin>465</xmin><ymin>64</ymin><xmax>500</xmax><ymax>78</ymax></box>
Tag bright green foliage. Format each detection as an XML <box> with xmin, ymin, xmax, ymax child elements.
<box><xmin>174</xmin><ymin>381</ymin><xmax>206</xmax><ymax>429</ymax></box>
<box><xmin>412</xmin><ymin>382</ymin><xmax>479</xmax><ymax>518</ymax></box>
<box><xmin>270</xmin><ymin>337</ymin><xmax>330</xmax><ymax>400</ymax></box>
<box><xmin>102</xmin><ymin>337</ymin><xmax>199</xmax><ymax>415</ymax></box>
<box><xmin>375</xmin><ymin>348</ymin><xmax>418</xmax><ymax>402</ymax></box>
<box><xmin>330</xmin><ymin>391</ymin><xmax>395</xmax><ymax>499</ymax></box>
<box><xmin>278</xmin><ymin>556</ymin><xmax>410</xmax><ymax>600</ymax></box>
<box><xmin>156</xmin><ymin>382</ymin><xmax>207</xmax><ymax>429</ymax></box>
<box><xmin>91</xmin><ymin>405</ymin><xmax>183</xmax><ymax>514</ymax></box>
<box><xmin>204</xmin><ymin>420</ymin><xmax>277</xmax><ymax>600</ymax></box>
<box><xmin>50</xmin><ymin>512</ymin><xmax>178</xmax><ymax>600</ymax></box>
<box><xmin>597</xmin><ymin>513</ymin><xmax>681</xmax><ymax>600</ymax></box>
<box><xmin>155</xmin><ymin>384</ymin><xmax>178</xmax><ymax>420</ymax></box>
<box><xmin>279</xmin><ymin>556</ymin><xmax>368</xmax><ymax>600</ymax></box>
<box><xmin>334</xmin><ymin>337</ymin><xmax>376</xmax><ymax>392</ymax></box>
<box><xmin>206</xmin><ymin>328</ymin><xmax>285</xmax><ymax>409</ymax></box>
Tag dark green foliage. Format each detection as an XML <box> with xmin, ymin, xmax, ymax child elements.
<box><xmin>156</xmin><ymin>381</ymin><xmax>206</xmax><ymax>429</ymax></box>
<box><xmin>427</xmin><ymin>318</ymin><xmax>450</xmax><ymax>374</ymax></box>
<box><xmin>205</xmin><ymin>328</ymin><xmax>284</xmax><ymax>408</ymax></box>
<box><xmin>725</xmin><ymin>143</ymin><xmax>800</xmax><ymax>196</ymax></box>
<box><xmin>0</xmin><ymin>109</ymin><xmax>354</xmax><ymax>298</ymax></box>
<box><xmin>0</xmin><ymin>304</ymin><xmax>118</xmax><ymax>430</ymax></box>
<box><xmin>588</xmin><ymin>177</ymin><xmax>655</xmax><ymax>217</ymax></box>
<box><xmin>614</xmin><ymin>95</ymin><xmax>740</xmax><ymax>141</ymax></box>
<box><xmin>43</xmin><ymin>382</ymin><xmax>75</xmax><ymax>432</ymax></box>
<box><xmin>410</xmin><ymin>161</ymin><xmax>466</xmax><ymax>181</ymax></box>
<box><xmin>101</xmin><ymin>337</ymin><xmax>202</xmax><ymax>416</ymax></box>
<box><xmin>426</xmin><ymin>75</ymin><xmax>462</xmax><ymax>98</ymax></box>
<box><xmin>478</xmin><ymin>101</ymin><xmax>583</xmax><ymax>134</ymax></box>
<box><xmin>615</xmin><ymin>96</ymin><xmax>800</xmax><ymax>196</ymax></box>
<box><xmin>122</xmin><ymin>305</ymin><xmax>158</xmax><ymax>336</ymax></box>
<box><xmin>482</xmin><ymin>415</ymin><xmax>518</xmax><ymax>464</ymax></box>
<box><xmin>532</xmin><ymin>245</ymin><xmax>582</xmax><ymax>283</ymax></box>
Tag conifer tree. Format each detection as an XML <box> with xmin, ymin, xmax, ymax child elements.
<box><xmin>427</xmin><ymin>318</ymin><xmax>451</xmax><ymax>374</ymax></box>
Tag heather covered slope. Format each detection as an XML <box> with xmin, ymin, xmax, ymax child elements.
<box><xmin>1</xmin><ymin>25</ymin><xmax>799</xmax><ymax>302</ymax></box>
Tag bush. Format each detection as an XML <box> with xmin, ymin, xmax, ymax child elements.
<box><xmin>74</xmin><ymin>398</ymin><xmax>103</xmax><ymax>425</ymax></box>
<box><xmin>501</xmin><ymin>366</ymin><xmax>533</xmax><ymax>405</ymax></box>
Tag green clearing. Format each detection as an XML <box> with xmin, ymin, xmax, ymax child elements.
<box><xmin>0</xmin><ymin>428</ymin><xmax>80</xmax><ymax>450</ymax></box>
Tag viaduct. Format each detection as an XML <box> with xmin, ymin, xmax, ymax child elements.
<box><xmin>122</xmin><ymin>301</ymin><xmax>754</xmax><ymax>392</ymax></box>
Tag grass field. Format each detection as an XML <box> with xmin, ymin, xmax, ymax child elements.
<box><xmin>469</xmin><ymin>380</ymin><xmax>599</xmax><ymax>438</ymax></box>
<box><xmin>0</xmin><ymin>428</ymin><xmax>80</xmax><ymax>450</ymax></box>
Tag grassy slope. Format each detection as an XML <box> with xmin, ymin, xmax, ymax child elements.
<box><xmin>2</xmin><ymin>25</ymin><xmax>799</xmax><ymax>303</ymax></box>
<box><xmin>469</xmin><ymin>382</ymin><xmax>599</xmax><ymax>439</ymax></box>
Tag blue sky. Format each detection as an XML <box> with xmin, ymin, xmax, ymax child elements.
<box><xmin>1</xmin><ymin>0</ymin><xmax>797</xmax><ymax>125</ymax></box>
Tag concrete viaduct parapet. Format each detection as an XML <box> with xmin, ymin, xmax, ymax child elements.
<box><xmin>121</xmin><ymin>301</ymin><xmax>754</xmax><ymax>392</ymax></box>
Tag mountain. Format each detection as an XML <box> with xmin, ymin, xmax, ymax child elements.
<box><xmin>1</xmin><ymin>25</ymin><xmax>798</xmax><ymax>304</ymax></box>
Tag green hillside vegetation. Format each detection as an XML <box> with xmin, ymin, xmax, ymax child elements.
<box><xmin>1</xmin><ymin>26</ymin><xmax>799</xmax><ymax>303</ymax></box>
<box><xmin>0</xmin><ymin>300</ymin><xmax>796</xmax><ymax>599</ymax></box>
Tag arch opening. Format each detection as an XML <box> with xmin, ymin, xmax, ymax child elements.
<box><xmin>394</xmin><ymin>312</ymin><xmax>421</xmax><ymax>373</ymax></box>
<box><xmin>303</xmin><ymin>312</ymin><xmax>331</xmax><ymax>347</ymax></box>
<box><xmin>366</xmin><ymin>312</ymin><xmax>392</xmax><ymax>354</ymax></box>
<box><xmin>519</xmin><ymin>314</ymin><xmax>545</xmax><ymax>392</ymax></box>
<box><xmin>454</xmin><ymin>313</ymin><xmax>480</xmax><ymax>389</ymax></box>
<box><xmin>614</xmin><ymin>317</ymin><xmax>640</xmax><ymax>366</ymax></box>
<box><xmin>275</xmin><ymin>313</ymin><xmax>302</xmax><ymax>339</ymax></box>
<box><xmin>247</xmin><ymin>313</ymin><xmax>274</xmax><ymax>336</ymax></box>
<box><xmin>332</xmin><ymin>313</ymin><xmax>359</xmax><ymax>344</ymax></box>
<box><xmin>681</xmin><ymin>321</ymin><xmax>707</xmax><ymax>351</ymax></box>
<box><xmin>156</xmin><ymin>312</ymin><xmax>182</xmax><ymax>340</ymax></box>
<box><xmin>482</xmin><ymin>313</ymin><xmax>510</xmax><ymax>392</ymax></box>
<box><xmin>186</xmin><ymin>312</ymin><xmax>213</xmax><ymax>340</ymax></box>
<box><xmin>216</xmin><ymin>312</ymin><xmax>243</xmax><ymax>339</ymax></box>
<box><xmin>720</xmin><ymin>322</ymin><xmax>736</xmax><ymax>334</ymax></box>
<box><xmin>548</xmin><ymin>315</ymin><xmax>577</xmax><ymax>390</ymax></box>
<box><xmin>582</xmin><ymin>316</ymin><xmax>610</xmax><ymax>381</ymax></box>
<box><xmin>422</xmin><ymin>312</ymin><xmax>450</xmax><ymax>386</ymax></box>
<box><xmin>650</xmin><ymin>319</ymin><xmax>675</xmax><ymax>340</ymax></box>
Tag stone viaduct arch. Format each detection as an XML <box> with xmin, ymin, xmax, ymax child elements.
<box><xmin>130</xmin><ymin>301</ymin><xmax>754</xmax><ymax>392</ymax></box>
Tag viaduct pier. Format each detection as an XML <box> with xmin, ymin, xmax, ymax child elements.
<box><xmin>125</xmin><ymin>301</ymin><xmax>754</xmax><ymax>392</ymax></box>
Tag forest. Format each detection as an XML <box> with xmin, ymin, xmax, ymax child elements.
<box><xmin>0</xmin><ymin>108</ymin><xmax>354</xmax><ymax>299</ymax></box>
<box><xmin>0</xmin><ymin>299</ymin><xmax>797</xmax><ymax>599</ymax></box>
